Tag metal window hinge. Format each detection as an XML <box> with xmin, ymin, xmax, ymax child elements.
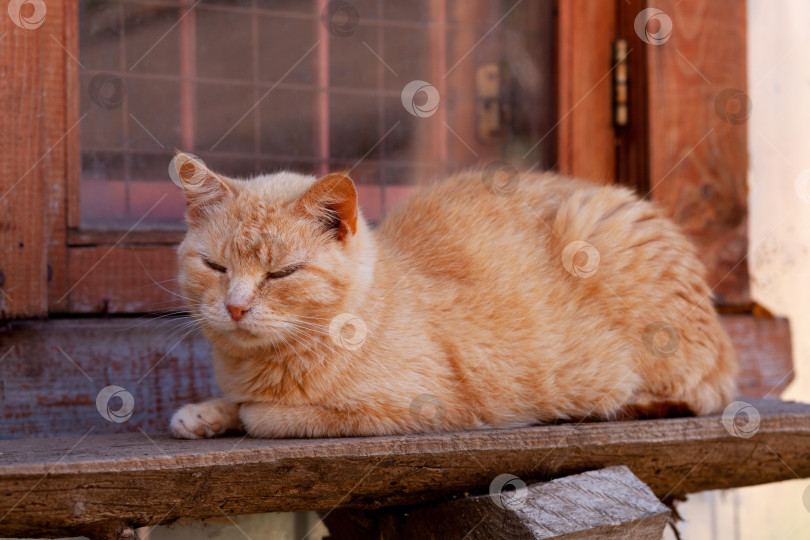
<box><xmin>613</xmin><ymin>39</ymin><xmax>629</xmax><ymax>127</ymax></box>
<box><xmin>476</xmin><ymin>62</ymin><xmax>513</xmax><ymax>142</ymax></box>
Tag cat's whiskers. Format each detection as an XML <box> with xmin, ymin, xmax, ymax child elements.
<box><xmin>128</xmin><ymin>245</ymin><xmax>207</xmax><ymax>307</ymax></box>
<box><xmin>158</xmin><ymin>320</ymin><xmax>213</xmax><ymax>355</ymax></box>
<box><xmin>284</xmin><ymin>315</ymin><xmax>329</xmax><ymax>330</ymax></box>
<box><xmin>282</xmin><ymin>322</ymin><xmax>349</xmax><ymax>369</ymax></box>
<box><xmin>277</xmin><ymin>328</ymin><xmax>314</xmax><ymax>373</ymax></box>
<box><xmin>248</xmin><ymin>322</ymin><xmax>327</xmax><ymax>370</ymax></box>
<box><xmin>113</xmin><ymin>300</ymin><xmax>189</xmax><ymax>334</ymax></box>
<box><xmin>166</xmin><ymin>322</ymin><xmax>203</xmax><ymax>341</ymax></box>
<box><xmin>290</xmin><ymin>313</ymin><xmax>342</xmax><ymax>322</ymax></box>
<box><xmin>287</xmin><ymin>318</ymin><xmax>333</xmax><ymax>332</ymax></box>
<box><xmin>288</xmin><ymin>313</ymin><xmax>346</xmax><ymax>328</ymax></box>
<box><xmin>284</xmin><ymin>319</ymin><xmax>378</xmax><ymax>370</ymax></box>
<box><xmin>117</xmin><ymin>311</ymin><xmax>194</xmax><ymax>332</ymax></box>
<box><xmin>165</xmin><ymin>313</ymin><xmax>220</xmax><ymax>339</ymax></box>
<box><xmin>150</xmin><ymin>317</ymin><xmax>204</xmax><ymax>339</ymax></box>
<box><xmin>280</xmin><ymin>322</ymin><xmax>328</xmax><ymax>353</ymax></box>
<box><xmin>129</xmin><ymin>277</ymin><xmax>182</xmax><ymax>293</ymax></box>
<box><xmin>286</xmin><ymin>315</ymin><xmax>381</xmax><ymax>367</ymax></box>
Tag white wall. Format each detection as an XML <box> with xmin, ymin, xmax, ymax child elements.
<box><xmin>666</xmin><ymin>2</ymin><xmax>810</xmax><ymax>538</ymax></box>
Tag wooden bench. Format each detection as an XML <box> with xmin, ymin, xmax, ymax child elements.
<box><xmin>1</xmin><ymin>398</ymin><xmax>808</xmax><ymax>539</ymax></box>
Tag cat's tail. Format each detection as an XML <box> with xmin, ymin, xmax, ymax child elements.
<box><xmin>633</xmin><ymin>301</ymin><xmax>740</xmax><ymax>419</ymax></box>
<box><xmin>680</xmin><ymin>322</ymin><xmax>739</xmax><ymax>416</ymax></box>
<box><xmin>616</xmin><ymin>319</ymin><xmax>737</xmax><ymax>420</ymax></box>
<box><xmin>551</xmin><ymin>182</ymin><xmax>739</xmax><ymax>418</ymax></box>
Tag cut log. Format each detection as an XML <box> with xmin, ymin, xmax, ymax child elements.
<box><xmin>324</xmin><ymin>466</ymin><xmax>671</xmax><ymax>539</ymax></box>
<box><xmin>0</xmin><ymin>398</ymin><xmax>808</xmax><ymax>538</ymax></box>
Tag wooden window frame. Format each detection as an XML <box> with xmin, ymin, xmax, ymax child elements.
<box><xmin>0</xmin><ymin>0</ymin><xmax>747</xmax><ymax>318</ymax></box>
<box><xmin>0</xmin><ymin>0</ymin><xmax>793</xmax><ymax>448</ymax></box>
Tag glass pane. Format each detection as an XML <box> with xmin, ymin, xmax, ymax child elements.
<box><xmin>78</xmin><ymin>0</ymin><xmax>555</xmax><ymax>229</ymax></box>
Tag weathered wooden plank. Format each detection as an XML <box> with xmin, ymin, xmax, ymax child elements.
<box><xmin>646</xmin><ymin>0</ymin><xmax>749</xmax><ymax>305</ymax></box>
<box><xmin>0</xmin><ymin>319</ymin><xmax>217</xmax><ymax>439</ymax></box>
<box><xmin>66</xmin><ymin>246</ymin><xmax>182</xmax><ymax>313</ymax></box>
<box><xmin>67</xmin><ymin>229</ymin><xmax>185</xmax><ymax>247</ymax></box>
<box><xmin>325</xmin><ymin>466</ymin><xmax>671</xmax><ymax>539</ymax></box>
<box><xmin>720</xmin><ymin>315</ymin><xmax>793</xmax><ymax>398</ymax></box>
<box><xmin>0</xmin><ymin>398</ymin><xmax>807</xmax><ymax>538</ymax></box>
<box><xmin>0</xmin><ymin>315</ymin><xmax>792</xmax><ymax>439</ymax></box>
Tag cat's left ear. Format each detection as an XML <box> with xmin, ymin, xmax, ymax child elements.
<box><xmin>296</xmin><ymin>172</ymin><xmax>358</xmax><ymax>242</ymax></box>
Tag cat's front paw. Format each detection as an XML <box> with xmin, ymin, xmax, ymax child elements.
<box><xmin>170</xmin><ymin>399</ymin><xmax>241</xmax><ymax>439</ymax></box>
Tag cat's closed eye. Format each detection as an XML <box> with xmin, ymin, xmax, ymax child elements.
<box><xmin>203</xmin><ymin>257</ymin><xmax>226</xmax><ymax>273</ymax></box>
<box><xmin>266</xmin><ymin>265</ymin><xmax>301</xmax><ymax>280</ymax></box>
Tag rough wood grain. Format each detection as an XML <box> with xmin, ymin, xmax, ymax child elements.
<box><xmin>325</xmin><ymin>466</ymin><xmax>670</xmax><ymax>539</ymax></box>
<box><xmin>45</xmin><ymin>0</ymin><xmax>71</xmax><ymax>314</ymax></box>
<box><xmin>0</xmin><ymin>0</ymin><xmax>60</xmax><ymax>318</ymax></box>
<box><xmin>0</xmin><ymin>398</ymin><xmax>807</xmax><ymax>538</ymax></box>
<box><xmin>0</xmin><ymin>314</ymin><xmax>793</xmax><ymax>439</ymax></box>
<box><xmin>65</xmin><ymin>0</ymin><xmax>81</xmax><ymax>230</ymax></box>
<box><xmin>646</xmin><ymin>0</ymin><xmax>749</xmax><ymax>305</ymax></box>
<box><xmin>0</xmin><ymin>319</ymin><xmax>217</xmax><ymax>439</ymax></box>
<box><xmin>67</xmin><ymin>229</ymin><xmax>186</xmax><ymax>247</ymax></box>
<box><xmin>66</xmin><ymin>246</ymin><xmax>182</xmax><ymax>313</ymax></box>
<box><xmin>556</xmin><ymin>0</ymin><xmax>616</xmax><ymax>184</ymax></box>
<box><xmin>0</xmin><ymin>315</ymin><xmax>792</xmax><ymax>440</ymax></box>
<box><xmin>720</xmin><ymin>315</ymin><xmax>793</xmax><ymax>399</ymax></box>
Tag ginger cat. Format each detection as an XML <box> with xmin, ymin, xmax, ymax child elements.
<box><xmin>169</xmin><ymin>154</ymin><xmax>738</xmax><ymax>439</ymax></box>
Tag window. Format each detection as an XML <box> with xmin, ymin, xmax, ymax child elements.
<box><xmin>78</xmin><ymin>0</ymin><xmax>556</xmax><ymax>229</ymax></box>
<box><xmin>1</xmin><ymin>0</ymin><xmax>641</xmax><ymax>318</ymax></box>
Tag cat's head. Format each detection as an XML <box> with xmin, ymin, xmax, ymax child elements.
<box><xmin>173</xmin><ymin>153</ymin><xmax>374</xmax><ymax>349</ymax></box>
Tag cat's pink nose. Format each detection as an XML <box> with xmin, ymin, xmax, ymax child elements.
<box><xmin>226</xmin><ymin>304</ymin><xmax>250</xmax><ymax>322</ymax></box>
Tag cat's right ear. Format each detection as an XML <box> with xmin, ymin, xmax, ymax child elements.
<box><xmin>295</xmin><ymin>172</ymin><xmax>358</xmax><ymax>242</ymax></box>
<box><xmin>172</xmin><ymin>152</ymin><xmax>234</xmax><ymax>224</ymax></box>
